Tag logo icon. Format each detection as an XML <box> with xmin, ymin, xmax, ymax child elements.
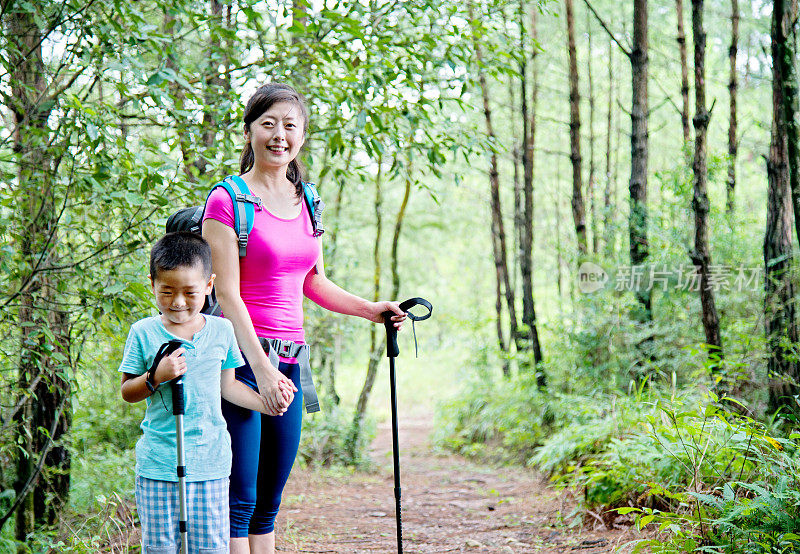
<box><xmin>578</xmin><ymin>262</ymin><xmax>608</xmax><ymax>293</ymax></box>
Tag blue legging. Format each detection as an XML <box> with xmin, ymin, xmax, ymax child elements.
<box><xmin>222</xmin><ymin>358</ymin><xmax>303</xmax><ymax>537</ymax></box>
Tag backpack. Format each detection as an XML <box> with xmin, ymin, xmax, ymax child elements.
<box><xmin>166</xmin><ymin>174</ymin><xmax>325</xmax><ymax>315</ymax></box>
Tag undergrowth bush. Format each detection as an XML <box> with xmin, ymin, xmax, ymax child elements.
<box><xmin>620</xmin><ymin>401</ymin><xmax>800</xmax><ymax>553</ymax></box>
<box><xmin>438</xmin><ymin>364</ymin><xmax>800</xmax><ymax>552</ymax></box>
<box><xmin>434</xmin><ymin>369</ymin><xmax>600</xmax><ymax>462</ymax></box>
<box><xmin>24</xmin><ymin>493</ymin><xmax>137</xmax><ymax>554</ymax></box>
<box><xmin>436</xmin><ymin>320</ymin><xmax>800</xmax><ymax>553</ymax></box>
<box><xmin>298</xmin><ymin>403</ymin><xmax>375</xmax><ymax>468</ymax></box>
<box><xmin>551</xmin><ymin>393</ymin><xmax>758</xmax><ymax>524</ymax></box>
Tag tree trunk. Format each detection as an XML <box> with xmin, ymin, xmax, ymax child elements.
<box><xmin>565</xmin><ymin>0</ymin><xmax>587</xmax><ymax>255</ymax></box>
<box><xmin>690</xmin><ymin>0</ymin><xmax>723</xmax><ymax>360</ymax></box>
<box><xmin>726</xmin><ymin>0</ymin><xmax>739</xmax><ymax>215</ymax></box>
<box><xmin>470</xmin><ymin>1</ymin><xmax>518</xmax><ymax>374</ymax></box>
<box><xmin>221</xmin><ymin>3</ymin><xmax>234</xmax><ymax>138</ymax></box>
<box><xmin>613</xmin><ymin>59</ymin><xmax>621</xmax><ymax>212</ymax></box>
<box><xmin>555</xmin><ymin>160</ymin><xmax>565</xmax><ymax>314</ymax></box>
<box><xmin>6</xmin><ymin>5</ymin><xmax>71</xmax><ymax>537</ymax></box>
<box><xmin>586</xmin><ymin>9</ymin><xmax>598</xmax><ymax>255</ymax></box>
<box><xmin>347</xmin><ymin>146</ymin><xmax>414</xmax><ymax>456</ymax></box>
<box><xmin>603</xmin><ymin>37</ymin><xmax>615</xmax><ymax>252</ymax></box>
<box><xmin>292</xmin><ymin>0</ymin><xmax>309</xmax><ymax>39</ymax></box>
<box><xmin>390</xmin><ymin>158</ymin><xmax>412</xmax><ymax>315</ymax></box>
<box><xmin>766</xmin><ymin>0</ymin><xmax>800</xmax><ymax>414</ymax></box>
<box><xmin>521</xmin><ymin>4</ymin><xmax>544</xmax><ymax>380</ymax></box>
<box><xmin>676</xmin><ymin>0</ymin><xmax>691</xmax><ymax>144</ymax></box>
<box><xmin>292</xmin><ymin>0</ymin><xmax>310</xmax><ymax>90</ymax></box>
<box><xmin>507</xmin><ymin>8</ymin><xmax>522</xmax><ymax>305</ymax></box>
<box><xmin>506</xmin><ymin>37</ymin><xmax>527</xmax><ymax>376</ymax></box>
<box><xmin>630</xmin><ymin>0</ymin><xmax>652</xmax><ymax>324</ymax></box>
<box><xmin>784</xmin><ymin>2</ymin><xmax>800</xmax><ymax>249</ymax></box>
<box><xmin>196</xmin><ymin>0</ymin><xmax>227</xmax><ymax>177</ymax></box>
<box><xmin>512</xmin><ymin>148</ymin><xmax>522</xmax><ymax>302</ymax></box>
<box><xmin>164</xmin><ymin>10</ymin><xmax>193</xmax><ymax>181</ymax></box>
<box><xmin>493</xmin><ymin>235</ymin><xmax>510</xmax><ymax>377</ymax></box>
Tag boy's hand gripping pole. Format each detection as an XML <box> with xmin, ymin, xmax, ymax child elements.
<box><xmin>381</xmin><ymin>297</ymin><xmax>432</xmax><ymax>554</ymax></box>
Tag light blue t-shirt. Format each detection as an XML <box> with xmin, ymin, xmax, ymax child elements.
<box><xmin>118</xmin><ymin>315</ymin><xmax>245</xmax><ymax>482</ymax></box>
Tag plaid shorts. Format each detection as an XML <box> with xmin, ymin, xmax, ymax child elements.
<box><xmin>135</xmin><ymin>476</ymin><xmax>229</xmax><ymax>553</ymax></box>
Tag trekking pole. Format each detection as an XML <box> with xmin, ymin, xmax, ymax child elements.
<box><xmin>381</xmin><ymin>297</ymin><xmax>433</xmax><ymax>554</ymax></box>
<box><xmin>150</xmin><ymin>339</ymin><xmax>187</xmax><ymax>552</ymax></box>
<box><xmin>168</xmin><ymin>341</ymin><xmax>189</xmax><ymax>554</ymax></box>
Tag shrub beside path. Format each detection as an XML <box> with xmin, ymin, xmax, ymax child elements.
<box><xmin>277</xmin><ymin>414</ymin><xmax>644</xmax><ymax>553</ymax></box>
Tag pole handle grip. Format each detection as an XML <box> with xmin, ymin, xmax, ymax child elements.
<box><xmin>155</xmin><ymin>339</ymin><xmax>184</xmax><ymax>415</ymax></box>
<box><xmin>382</xmin><ymin>297</ymin><xmax>433</xmax><ymax>358</ymax></box>
<box><xmin>383</xmin><ymin>313</ymin><xmax>400</xmax><ymax>357</ymax></box>
<box><xmin>171</xmin><ymin>379</ymin><xmax>185</xmax><ymax>416</ymax></box>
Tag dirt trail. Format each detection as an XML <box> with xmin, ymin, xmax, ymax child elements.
<box><xmin>277</xmin><ymin>415</ymin><xmax>643</xmax><ymax>553</ymax></box>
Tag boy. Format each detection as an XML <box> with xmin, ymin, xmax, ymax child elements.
<box><xmin>119</xmin><ymin>232</ymin><xmax>268</xmax><ymax>553</ymax></box>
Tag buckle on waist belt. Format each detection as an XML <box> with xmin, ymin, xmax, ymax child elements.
<box><xmin>276</xmin><ymin>339</ymin><xmax>293</xmax><ymax>358</ymax></box>
<box><xmin>259</xmin><ymin>337</ymin><xmax>301</xmax><ymax>358</ymax></box>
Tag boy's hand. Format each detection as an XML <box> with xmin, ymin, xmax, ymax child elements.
<box><xmin>154</xmin><ymin>348</ymin><xmax>187</xmax><ymax>386</ymax></box>
<box><xmin>278</xmin><ymin>378</ymin><xmax>297</xmax><ymax>404</ymax></box>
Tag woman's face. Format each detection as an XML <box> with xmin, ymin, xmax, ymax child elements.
<box><xmin>246</xmin><ymin>101</ymin><xmax>306</xmax><ymax>171</ymax></box>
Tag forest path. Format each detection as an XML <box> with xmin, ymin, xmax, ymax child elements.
<box><xmin>277</xmin><ymin>414</ymin><xmax>642</xmax><ymax>553</ymax></box>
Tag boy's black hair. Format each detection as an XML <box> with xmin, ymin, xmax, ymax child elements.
<box><xmin>150</xmin><ymin>232</ymin><xmax>213</xmax><ymax>280</ymax></box>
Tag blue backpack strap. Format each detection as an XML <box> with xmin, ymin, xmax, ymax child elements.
<box><xmin>226</xmin><ymin>175</ymin><xmax>261</xmax><ymax>257</ymax></box>
<box><xmin>204</xmin><ymin>175</ymin><xmax>261</xmax><ymax>257</ymax></box>
<box><xmin>302</xmin><ymin>182</ymin><xmax>325</xmax><ymax>237</ymax></box>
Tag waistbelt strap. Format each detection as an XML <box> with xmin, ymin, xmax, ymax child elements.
<box><xmin>258</xmin><ymin>337</ymin><xmax>320</xmax><ymax>414</ymax></box>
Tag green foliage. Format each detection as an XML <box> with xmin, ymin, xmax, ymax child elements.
<box><xmin>298</xmin><ymin>404</ymin><xmax>376</xmax><ymax>469</ymax></box>
<box><xmin>619</xmin><ymin>404</ymin><xmax>800</xmax><ymax>553</ymax></box>
<box><xmin>438</xmin><ymin>279</ymin><xmax>791</xmax><ymax>550</ymax></box>
<box><xmin>70</xmin><ymin>377</ymin><xmax>139</xmax><ymax>513</ymax></box>
<box><xmin>69</xmin><ymin>446</ymin><xmax>136</xmax><ymax>515</ymax></box>
<box><xmin>439</xmin><ymin>363</ymin><xmax>800</xmax><ymax>551</ymax></box>
<box><xmin>9</xmin><ymin>493</ymin><xmax>137</xmax><ymax>554</ymax></box>
<box><xmin>435</xmin><ymin>367</ymin><xmax>620</xmax><ymax>464</ymax></box>
<box><xmin>72</xmin><ymin>386</ymin><xmax>142</xmax><ymax>455</ymax></box>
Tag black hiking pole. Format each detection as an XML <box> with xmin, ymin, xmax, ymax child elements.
<box><xmin>382</xmin><ymin>297</ymin><xmax>433</xmax><ymax>554</ymax></box>
<box><xmin>168</xmin><ymin>341</ymin><xmax>190</xmax><ymax>554</ymax></box>
<box><xmin>149</xmin><ymin>339</ymin><xmax>187</xmax><ymax>552</ymax></box>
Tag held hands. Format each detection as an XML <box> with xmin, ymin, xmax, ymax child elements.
<box><xmin>255</xmin><ymin>365</ymin><xmax>298</xmax><ymax>416</ymax></box>
<box><xmin>367</xmin><ymin>301</ymin><xmax>407</xmax><ymax>329</ymax></box>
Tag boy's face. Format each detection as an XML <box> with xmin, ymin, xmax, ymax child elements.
<box><xmin>150</xmin><ymin>264</ymin><xmax>214</xmax><ymax>327</ymax></box>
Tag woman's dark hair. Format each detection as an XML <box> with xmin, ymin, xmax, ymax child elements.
<box><xmin>150</xmin><ymin>232</ymin><xmax>212</xmax><ymax>280</ymax></box>
<box><xmin>240</xmin><ymin>83</ymin><xmax>309</xmax><ymax>197</ymax></box>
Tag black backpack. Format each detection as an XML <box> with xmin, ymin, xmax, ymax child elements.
<box><xmin>166</xmin><ymin>175</ymin><xmax>325</xmax><ymax>315</ymax></box>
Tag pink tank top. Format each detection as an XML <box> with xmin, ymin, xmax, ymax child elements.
<box><xmin>203</xmin><ymin>186</ymin><xmax>321</xmax><ymax>343</ymax></box>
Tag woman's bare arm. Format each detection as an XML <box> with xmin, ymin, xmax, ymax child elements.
<box><xmin>203</xmin><ymin>218</ymin><xmax>296</xmax><ymax>415</ymax></box>
<box><xmin>303</xmin><ymin>248</ymin><xmax>406</xmax><ymax>326</ymax></box>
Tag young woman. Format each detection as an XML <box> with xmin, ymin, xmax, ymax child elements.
<box><xmin>202</xmin><ymin>83</ymin><xmax>405</xmax><ymax>554</ymax></box>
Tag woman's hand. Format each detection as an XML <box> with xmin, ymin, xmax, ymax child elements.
<box><xmin>253</xmin><ymin>364</ymin><xmax>298</xmax><ymax>416</ymax></box>
<box><xmin>366</xmin><ymin>301</ymin><xmax>407</xmax><ymax>329</ymax></box>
